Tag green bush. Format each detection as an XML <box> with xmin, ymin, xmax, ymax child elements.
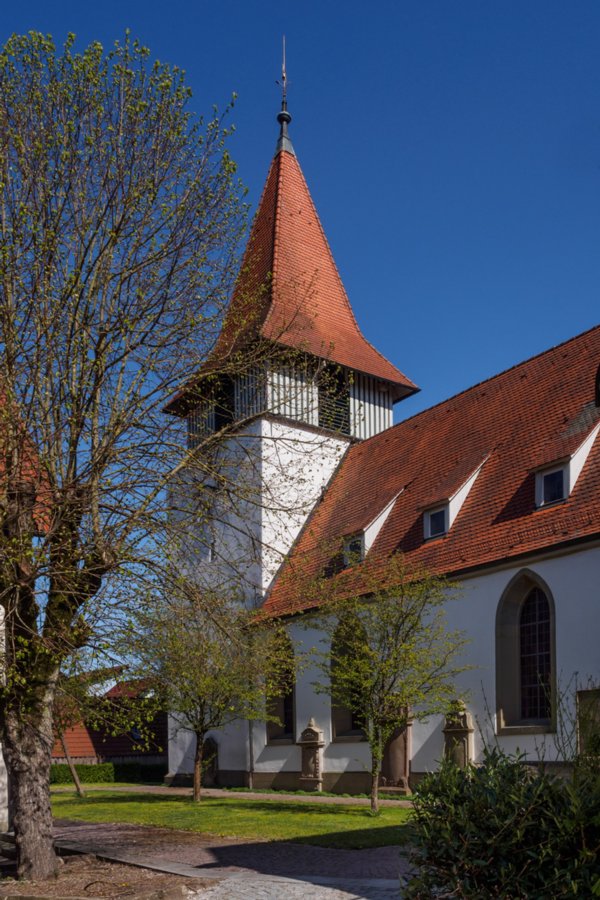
<box><xmin>50</xmin><ymin>762</ymin><xmax>114</xmax><ymax>784</ymax></box>
<box><xmin>113</xmin><ymin>762</ymin><xmax>166</xmax><ymax>783</ymax></box>
<box><xmin>406</xmin><ymin>748</ymin><xmax>600</xmax><ymax>899</ymax></box>
<box><xmin>51</xmin><ymin>761</ymin><xmax>167</xmax><ymax>784</ymax></box>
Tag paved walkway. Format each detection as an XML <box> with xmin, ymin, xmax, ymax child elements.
<box><xmin>54</xmin><ymin>819</ymin><xmax>413</xmax><ymax>899</ymax></box>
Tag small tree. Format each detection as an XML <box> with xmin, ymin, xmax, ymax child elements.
<box><xmin>309</xmin><ymin>555</ymin><xmax>468</xmax><ymax>813</ymax></box>
<box><xmin>53</xmin><ymin>664</ymin><xmax>161</xmax><ymax>798</ymax></box>
<box><xmin>128</xmin><ymin>580</ymin><xmax>294</xmax><ymax>801</ymax></box>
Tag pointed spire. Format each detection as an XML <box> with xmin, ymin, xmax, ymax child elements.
<box><xmin>276</xmin><ymin>36</ymin><xmax>295</xmax><ymax>155</ymax></box>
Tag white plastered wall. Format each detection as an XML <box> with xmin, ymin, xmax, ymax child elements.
<box><xmin>168</xmin><ymin>417</ymin><xmax>349</xmax><ymax>777</ymax></box>
<box><xmin>239</xmin><ymin>544</ymin><xmax>600</xmax><ymax>782</ymax></box>
<box><xmin>410</xmin><ymin>544</ymin><xmax>600</xmax><ymax>773</ymax></box>
<box><xmin>258</xmin><ymin>418</ymin><xmax>348</xmax><ymax>595</ymax></box>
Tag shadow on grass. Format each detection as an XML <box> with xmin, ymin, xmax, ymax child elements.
<box><xmin>56</xmin><ymin>791</ymin><xmax>391</xmax><ymax>817</ymax></box>
<box><xmin>53</xmin><ymin>791</ymin><xmax>413</xmax><ymax>852</ymax></box>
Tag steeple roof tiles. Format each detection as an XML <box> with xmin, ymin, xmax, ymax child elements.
<box><xmin>213</xmin><ymin>147</ymin><xmax>417</xmax><ymax>395</ymax></box>
<box><xmin>263</xmin><ymin>325</ymin><xmax>600</xmax><ymax>617</ymax></box>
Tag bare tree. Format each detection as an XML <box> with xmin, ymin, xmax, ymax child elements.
<box><xmin>0</xmin><ymin>31</ymin><xmax>247</xmax><ymax>878</ymax></box>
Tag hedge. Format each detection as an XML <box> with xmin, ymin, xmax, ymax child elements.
<box><xmin>50</xmin><ymin>762</ymin><xmax>114</xmax><ymax>784</ymax></box>
<box><xmin>50</xmin><ymin>762</ymin><xmax>167</xmax><ymax>784</ymax></box>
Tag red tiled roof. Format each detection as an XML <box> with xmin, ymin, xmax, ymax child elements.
<box><xmin>104</xmin><ymin>679</ymin><xmax>152</xmax><ymax>699</ymax></box>
<box><xmin>264</xmin><ymin>325</ymin><xmax>600</xmax><ymax>617</ymax></box>
<box><xmin>166</xmin><ymin>146</ymin><xmax>417</xmax><ymax>412</ymax></box>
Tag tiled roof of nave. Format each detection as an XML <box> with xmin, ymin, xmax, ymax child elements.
<box><xmin>263</xmin><ymin>325</ymin><xmax>600</xmax><ymax>616</ymax></box>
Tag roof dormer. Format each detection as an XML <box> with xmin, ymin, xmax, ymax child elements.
<box><xmin>534</xmin><ymin>421</ymin><xmax>600</xmax><ymax>508</ymax></box>
<box><xmin>422</xmin><ymin>456</ymin><xmax>489</xmax><ymax>541</ymax></box>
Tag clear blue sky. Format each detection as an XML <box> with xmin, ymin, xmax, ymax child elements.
<box><xmin>3</xmin><ymin>1</ymin><xmax>599</xmax><ymax>418</ymax></box>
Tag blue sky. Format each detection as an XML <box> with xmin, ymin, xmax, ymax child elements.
<box><xmin>3</xmin><ymin>1</ymin><xmax>599</xmax><ymax>418</ymax></box>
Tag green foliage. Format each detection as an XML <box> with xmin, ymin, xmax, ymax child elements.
<box><xmin>50</xmin><ymin>763</ymin><xmax>114</xmax><ymax>784</ymax></box>
<box><xmin>307</xmin><ymin>554</ymin><xmax>468</xmax><ymax>811</ymax></box>
<box><xmin>129</xmin><ymin>589</ymin><xmax>291</xmax><ymax>738</ymax></box>
<box><xmin>0</xmin><ymin>27</ymin><xmax>247</xmax><ymax>713</ymax></box>
<box><xmin>406</xmin><ymin>749</ymin><xmax>600</xmax><ymax>899</ymax></box>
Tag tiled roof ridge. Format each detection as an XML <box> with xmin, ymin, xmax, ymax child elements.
<box><xmin>269</xmin><ymin>149</ymin><xmax>286</xmax><ymax>312</ymax></box>
<box><xmin>384</xmin><ymin>322</ymin><xmax>600</xmax><ymax>434</ymax></box>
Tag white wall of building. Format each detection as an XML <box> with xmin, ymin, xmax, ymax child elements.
<box><xmin>258</xmin><ymin>418</ymin><xmax>348</xmax><ymax>594</ymax></box>
<box><xmin>170</xmin><ymin>543</ymin><xmax>600</xmax><ymax>782</ymax></box>
<box><xmin>176</xmin><ymin>417</ymin><xmax>347</xmax><ymax>604</ymax></box>
<box><xmin>250</xmin><ymin>545</ymin><xmax>600</xmax><ymax>781</ymax></box>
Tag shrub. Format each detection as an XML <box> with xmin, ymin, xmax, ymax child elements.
<box><xmin>113</xmin><ymin>762</ymin><xmax>166</xmax><ymax>783</ymax></box>
<box><xmin>50</xmin><ymin>761</ymin><xmax>167</xmax><ymax>784</ymax></box>
<box><xmin>406</xmin><ymin>748</ymin><xmax>600</xmax><ymax>898</ymax></box>
<box><xmin>50</xmin><ymin>763</ymin><xmax>114</xmax><ymax>784</ymax></box>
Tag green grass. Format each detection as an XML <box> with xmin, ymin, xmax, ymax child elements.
<box><xmin>221</xmin><ymin>786</ymin><xmax>407</xmax><ymax>800</ymax></box>
<box><xmin>52</xmin><ymin>790</ymin><xmax>412</xmax><ymax>850</ymax></box>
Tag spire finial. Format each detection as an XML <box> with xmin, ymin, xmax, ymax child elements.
<box><xmin>275</xmin><ymin>35</ymin><xmax>295</xmax><ymax>155</ymax></box>
<box><xmin>281</xmin><ymin>35</ymin><xmax>288</xmax><ymax>109</ymax></box>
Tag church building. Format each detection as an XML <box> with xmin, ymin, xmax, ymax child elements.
<box><xmin>167</xmin><ymin>96</ymin><xmax>600</xmax><ymax>791</ymax></box>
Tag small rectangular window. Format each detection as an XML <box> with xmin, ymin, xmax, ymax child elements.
<box><xmin>426</xmin><ymin>506</ymin><xmax>447</xmax><ymax>539</ymax></box>
<box><xmin>542</xmin><ymin>469</ymin><xmax>565</xmax><ymax>504</ymax></box>
<box><xmin>343</xmin><ymin>534</ymin><xmax>363</xmax><ymax>567</ymax></box>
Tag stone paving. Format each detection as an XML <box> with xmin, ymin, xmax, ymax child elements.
<box><xmin>54</xmin><ymin>819</ymin><xmax>412</xmax><ymax>899</ymax></box>
<box><xmin>191</xmin><ymin>875</ymin><xmax>404</xmax><ymax>898</ymax></box>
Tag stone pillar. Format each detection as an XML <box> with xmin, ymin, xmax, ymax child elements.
<box><xmin>380</xmin><ymin>725</ymin><xmax>411</xmax><ymax>793</ymax></box>
<box><xmin>297</xmin><ymin>719</ymin><xmax>324</xmax><ymax>792</ymax></box>
<box><xmin>443</xmin><ymin>702</ymin><xmax>474</xmax><ymax>769</ymax></box>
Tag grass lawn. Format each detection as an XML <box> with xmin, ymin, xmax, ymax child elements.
<box><xmin>52</xmin><ymin>790</ymin><xmax>412</xmax><ymax>850</ymax></box>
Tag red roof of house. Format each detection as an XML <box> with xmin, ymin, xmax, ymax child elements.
<box><xmin>264</xmin><ymin>325</ymin><xmax>600</xmax><ymax>617</ymax></box>
<box><xmin>166</xmin><ymin>123</ymin><xmax>417</xmax><ymax>413</ymax></box>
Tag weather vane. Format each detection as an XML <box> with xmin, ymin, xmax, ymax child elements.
<box><xmin>276</xmin><ymin>35</ymin><xmax>288</xmax><ymax>108</ymax></box>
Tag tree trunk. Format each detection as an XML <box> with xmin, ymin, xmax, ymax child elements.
<box><xmin>3</xmin><ymin>706</ymin><xmax>59</xmax><ymax>880</ymax></box>
<box><xmin>370</xmin><ymin>734</ymin><xmax>383</xmax><ymax>815</ymax></box>
<box><xmin>58</xmin><ymin>729</ymin><xmax>86</xmax><ymax>799</ymax></box>
<box><xmin>193</xmin><ymin>733</ymin><xmax>204</xmax><ymax>802</ymax></box>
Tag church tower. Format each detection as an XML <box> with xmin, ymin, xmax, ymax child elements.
<box><xmin>166</xmin><ymin>95</ymin><xmax>417</xmax><ymax>603</ymax></box>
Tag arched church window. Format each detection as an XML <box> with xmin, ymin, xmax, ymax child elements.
<box><xmin>266</xmin><ymin>632</ymin><xmax>296</xmax><ymax>744</ymax></box>
<box><xmin>519</xmin><ymin>588</ymin><xmax>551</xmax><ymax>720</ymax></box>
<box><xmin>496</xmin><ymin>572</ymin><xmax>555</xmax><ymax>733</ymax></box>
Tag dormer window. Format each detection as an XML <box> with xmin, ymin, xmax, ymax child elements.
<box><xmin>536</xmin><ymin>466</ymin><xmax>567</xmax><ymax>507</ymax></box>
<box><xmin>324</xmin><ymin>533</ymin><xmax>364</xmax><ymax>577</ymax></box>
<box><xmin>343</xmin><ymin>533</ymin><xmax>364</xmax><ymax>566</ymax></box>
<box><xmin>425</xmin><ymin>505</ymin><xmax>448</xmax><ymax>539</ymax></box>
<box><xmin>532</xmin><ymin>420</ymin><xmax>599</xmax><ymax>510</ymax></box>
<box><xmin>421</xmin><ymin>454</ymin><xmax>489</xmax><ymax>543</ymax></box>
